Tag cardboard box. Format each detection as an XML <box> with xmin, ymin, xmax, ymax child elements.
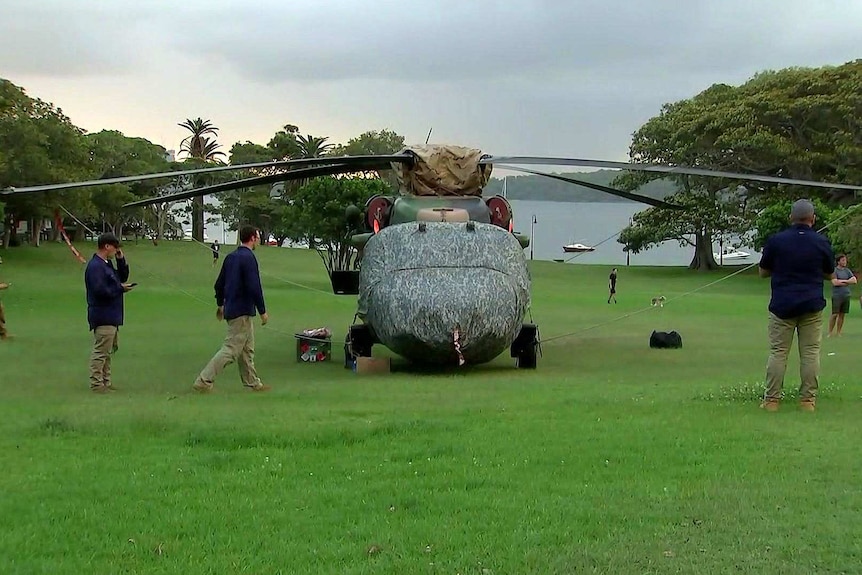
<box><xmin>355</xmin><ymin>357</ymin><xmax>390</xmax><ymax>374</ymax></box>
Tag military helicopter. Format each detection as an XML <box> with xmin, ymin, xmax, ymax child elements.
<box><xmin>4</xmin><ymin>144</ymin><xmax>862</xmax><ymax>369</ymax></box>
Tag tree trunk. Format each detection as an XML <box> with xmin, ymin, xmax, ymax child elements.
<box><xmin>30</xmin><ymin>218</ymin><xmax>42</xmax><ymax>247</ymax></box>
<box><xmin>192</xmin><ymin>196</ymin><xmax>204</xmax><ymax>242</ymax></box>
<box><xmin>688</xmin><ymin>231</ymin><xmax>718</xmax><ymax>271</ymax></box>
<box><xmin>2</xmin><ymin>215</ymin><xmax>12</xmax><ymax>248</ymax></box>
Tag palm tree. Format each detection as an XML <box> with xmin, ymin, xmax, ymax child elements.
<box><xmin>179</xmin><ymin>118</ymin><xmax>220</xmax><ymax>159</ymax></box>
<box><xmin>179</xmin><ymin>118</ymin><xmax>224</xmax><ymax>241</ymax></box>
<box><xmin>296</xmin><ymin>134</ymin><xmax>334</xmax><ymax>159</ymax></box>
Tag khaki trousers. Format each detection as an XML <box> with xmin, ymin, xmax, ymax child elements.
<box><xmin>195</xmin><ymin>316</ymin><xmax>262</xmax><ymax>389</ymax></box>
<box><xmin>0</xmin><ymin>301</ymin><xmax>7</xmax><ymax>338</ymax></box>
<box><xmin>89</xmin><ymin>325</ymin><xmax>119</xmax><ymax>389</ymax></box>
<box><xmin>765</xmin><ymin>311</ymin><xmax>822</xmax><ymax>402</ymax></box>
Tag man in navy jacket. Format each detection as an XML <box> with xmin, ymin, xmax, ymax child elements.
<box><xmin>193</xmin><ymin>225</ymin><xmax>270</xmax><ymax>393</ymax></box>
<box><xmin>758</xmin><ymin>199</ymin><xmax>835</xmax><ymax>412</ymax></box>
<box><xmin>85</xmin><ymin>232</ymin><xmax>135</xmax><ymax>393</ymax></box>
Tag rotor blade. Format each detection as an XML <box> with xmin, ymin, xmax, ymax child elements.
<box><xmin>1</xmin><ymin>154</ymin><xmax>411</xmax><ymax>196</ymax></box>
<box><xmin>484</xmin><ymin>156</ymin><xmax>862</xmax><ymax>192</ymax></box>
<box><xmin>496</xmin><ymin>165</ymin><xmax>686</xmax><ymax>210</ymax></box>
<box><xmin>122</xmin><ymin>161</ymin><xmax>393</xmax><ymax>208</ymax></box>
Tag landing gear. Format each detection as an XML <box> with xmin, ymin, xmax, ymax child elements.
<box><xmin>345</xmin><ymin>324</ymin><xmax>375</xmax><ymax>368</ymax></box>
<box><xmin>511</xmin><ymin>323</ymin><xmax>540</xmax><ymax>369</ymax></box>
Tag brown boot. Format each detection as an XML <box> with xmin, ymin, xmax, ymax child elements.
<box><xmin>799</xmin><ymin>399</ymin><xmax>816</xmax><ymax>412</ymax></box>
<box><xmin>760</xmin><ymin>399</ymin><xmax>779</xmax><ymax>412</ymax></box>
<box><xmin>192</xmin><ymin>382</ymin><xmax>213</xmax><ymax>394</ymax></box>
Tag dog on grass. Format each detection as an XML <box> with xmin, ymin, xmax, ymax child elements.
<box><xmin>651</xmin><ymin>296</ymin><xmax>666</xmax><ymax>308</ymax></box>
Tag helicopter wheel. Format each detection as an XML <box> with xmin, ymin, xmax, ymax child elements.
<box><xmin>517</xmin><ymin>343</ymin><xmax>537</xmax><ymax>369</ymax></box>
<box><xmin>511</xmin><ymin>323</ymin><xmax>539</xmax><ymax>369</ymax></box>
<box><xmin>347</xmin><ymin>325</ymin><xmax>374</xmax><ymax>363</ymax></box>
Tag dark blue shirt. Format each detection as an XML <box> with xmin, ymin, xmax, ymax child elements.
<box><xmin>215</xmin><ymin>246</ymin><xmax>266</xmax><ymax>320</ymax></box>
<box><xmin>759</xmin><ymin>224</ymin><xmax>834</xmax><ymax>319</ymax></box>
<box><xmin>85</xmin><ymin>254</ymin><xmax>130</xmax><ymax>330</ymax></box>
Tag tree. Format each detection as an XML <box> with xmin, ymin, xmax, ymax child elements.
<box><xmin>0</xmin><ymin>78</ymin><xmax>91</xmax><ymax>247</ymax></box>
<box><xmin>296</xmin><ymin>134</ymin><xmax>334</xmax><ymax>158</ymax></box>
<box><xmin>329</xmin><ymin>129</ymin><xmax>406</xmax><ymax>191</ymax></box>
<box><xmin>267</xmin><ymin>124</ymin><xmax>301</xmax><ymax>160</ymax></box>
<box><xmin>753</xmin><ymin>198</ymin><xmax>848</xmax><ymax>252</ymax></box>
<box><xmin>214</xmin><ymin>141</ymin><xmax>284</xmax><ymax>243</ymax></box>
<box><xmin>616</xmin><ymin>60</ymin><xmax>862</xmax><ymax>270</ymax></box>
<box><xmin>329</xmin><ymin>129</ymin><xmax>406</xmax><ymax>156</ymax></box>
<box><xmin>85</xmin><ymin>130</ymin><xmax>171</xmax><ymax>238</ymax></box>
<box><xmin>178</xmin><ymin>117</ymin><xmax>225</xmax><ymax>242</ymax></box>
<box><xmin>833</xmin><ymin>211</ymin><xmax>862</xmax><ymax>271</ymax></box>
<box><xmin>619</xmin><ymin>183</ymin><xmax>754</xmax><ymax>270</ymax></box>
<box><xmin>284</xmin><ymin>176</ymin><xmax>391</xmax><ymax>274</ymax></box>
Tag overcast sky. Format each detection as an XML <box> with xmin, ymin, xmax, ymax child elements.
<box><xmin>2</xmin><ymin>0</ymin><xmax>860</xmax><ymax>167</ymax></box>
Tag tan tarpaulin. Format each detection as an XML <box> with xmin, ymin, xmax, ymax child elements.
<box><xmin>391</xmin><ymin>145</ymin><xmax>493</xmax><ymax>196</ymax></box>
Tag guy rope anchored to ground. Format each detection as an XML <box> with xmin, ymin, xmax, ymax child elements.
<box><xmin>539</xmin><ymin>202</ymin><xmax>862</xmax><ymax>345</ymax></box>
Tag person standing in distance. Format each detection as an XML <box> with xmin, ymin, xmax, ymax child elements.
<box><xmin>85</xmin><ymin>233</ymin><xmax>135</xmax><ymax>393</ymax></box>
<box><xmin>827</xmin><ymin>254</ymin><xmax>856</xmax><ymax>337</ymax></box>
<box><xmin>607</xmin><ymin>268</ymin><xmax>618</xmax><ymax>304</ymax></box>
<box><xmin>758</xmin><ymin>199</ymin><xmax>835</xmax><ymax>413</ymax></box>
<box><xmin>193</xmin><ymin>225</ymin><xmax>270</xmax><ymax>393</ymax></box>
<box><xmin>210</xmin><ymin>239</ymin><xmax>220</xmax><ymax>267</ymax></box>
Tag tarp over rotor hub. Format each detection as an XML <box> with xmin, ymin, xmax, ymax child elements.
<box><xmin>392</xmin><ymin>145</ymin><xmax>493</xmax><ymax>197</ymax></box>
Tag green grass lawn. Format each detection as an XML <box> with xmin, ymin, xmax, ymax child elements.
<box><xmin>1</xmin><ymin>240</ymin><xmax>861</xmax><ymax>574</ymax></box>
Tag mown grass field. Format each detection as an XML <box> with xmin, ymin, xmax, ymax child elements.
<box><xmin>0</xmin><ymin>240</ymin><xmax>860</xmax><ymax>574</ymax></box>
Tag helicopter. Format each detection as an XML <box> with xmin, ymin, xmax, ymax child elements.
<box><xmin>4</xmin><ymin>144</ymin><xmax>862</xmax><ymax>369</ymax></box>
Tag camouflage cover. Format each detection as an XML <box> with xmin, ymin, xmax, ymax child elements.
<box><xmin>357</xmin><ymin>221</ymin><xmax>530</xmax><ymax>365</ymax></box>
<box><xmin>392</xmin><ymin>144</ymin><xmax>493</xmax><ymax>197</ymax></box>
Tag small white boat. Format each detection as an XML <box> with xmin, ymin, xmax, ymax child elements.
<box><xmin>713</xmin><ymin>248</ymin><xmax>750</xmax><ymax>261</ymax></box>
<box><xmin>563</xmin><ymin>243</ymin><xmax>596</xmax><ymax>253</ymax></box>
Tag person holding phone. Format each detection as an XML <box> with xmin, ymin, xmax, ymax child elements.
<box><xmin>84</xmin><ymin>232</ymin><xmax>135</xmax><ymax>393</ymax></box>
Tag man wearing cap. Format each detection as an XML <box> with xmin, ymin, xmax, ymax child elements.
<box><xmin>85</xmin><ymin>232</ymin><xmax>135</xmax><ymax>393</ymax></box>
<box><xmin>0</xmin><ymin>256</ymin><xmax>10</xmax><ymax>340</ymax></box>
<box><xmin>758</xmin><ymin>199</ymin><xmax>835</xmax><ymax>412</ymax></box>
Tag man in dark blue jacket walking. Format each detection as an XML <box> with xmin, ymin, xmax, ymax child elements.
<box><xmin>193</xmin><ymin>225</ymin><xmax>270</xmax><ymax>393</ymax></box>
<box><xmin>85</xmin><ymin>233</ymin><xmax>135</xmax><ymax>393</ymax></box>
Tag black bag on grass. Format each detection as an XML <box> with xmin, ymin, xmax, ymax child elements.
<box><xmin>650</xmin><ymin>330</ymin><xmax>682</xmax><ymax>349</ymax></box>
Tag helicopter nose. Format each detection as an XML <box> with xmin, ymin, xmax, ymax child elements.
<box><xmin>370</xmin><ymin>267</ymin><xmax>527</xmax><ymax>364</ymax></box>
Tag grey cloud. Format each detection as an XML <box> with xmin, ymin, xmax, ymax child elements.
<box><xmin>161</xmin><ymin>1</ymin><xmax>861</xmax><ymax>85</ymax></box>
<box><xmin>0</xmin><ymin>1</ymin><xmax>161</xmax><ymax>76</ymax></box>
<box><xmin>2</xmin><ymin>0</ymin><xmax>860</xmax><ymax>162</ymax></box>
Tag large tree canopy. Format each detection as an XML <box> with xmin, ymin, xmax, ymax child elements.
<box><xmin>85</xmin><ymin>130</ymin><xmax>171</xmax><ymax>237</ymax></box>
<box><xmin>1</xmin><ymin>78</ymin><xmax>91</xmax><ymax>246</ymax></box>
<box><xmin>616</xmin><ymin>60</ymin><xmax>862</xmax><ymax>270</ymax></box>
